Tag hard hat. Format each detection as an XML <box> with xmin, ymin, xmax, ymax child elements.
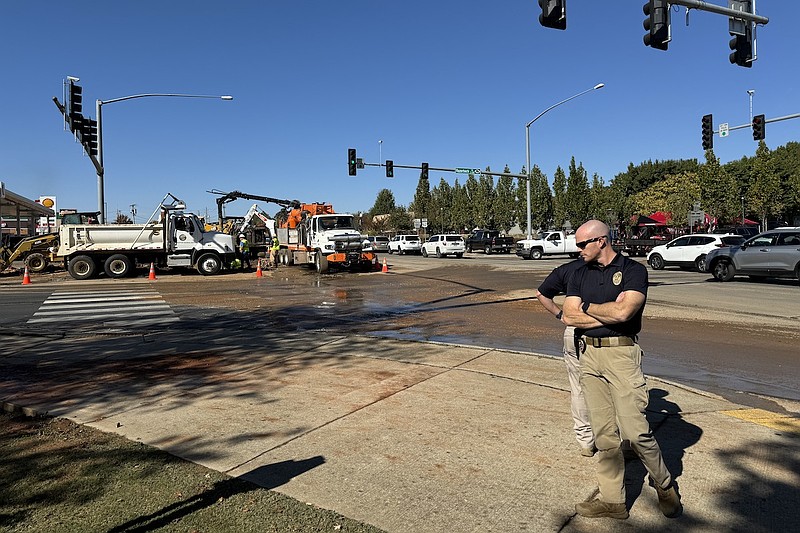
<box><xmin>239</xmin><ymin>234</ymin><xmax>245</xmax><ymax>238</ymax></box>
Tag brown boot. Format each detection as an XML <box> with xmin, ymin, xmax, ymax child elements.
<box><xmin>651</xmin><ymin>477</ymin><xmax>682</xmax><ymax>518</ymax></box>
<box><xmin>575</xmin><ymin>499</ymin><xmax>629</xmax><ymax>519</ymax></box>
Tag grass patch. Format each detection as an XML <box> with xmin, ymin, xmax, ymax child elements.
<box><xmin>0</xmin><ymin>411</ymin><xmax>385</xmax><ymax>532</ymax></box>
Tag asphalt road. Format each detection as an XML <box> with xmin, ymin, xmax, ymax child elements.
<box><xmin>2</xmin><ymin>252</ymin><xmax>798</xmax><ymax>415</ymax></box>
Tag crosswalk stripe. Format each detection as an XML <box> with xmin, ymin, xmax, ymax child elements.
<box><xmin>27</xmin><ymin>289</ymin><xmax>178</xmax><ymax>327</ymax></box>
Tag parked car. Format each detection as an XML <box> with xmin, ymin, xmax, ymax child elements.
<box><xmin>464</xmin><ymin>229</ymin><xmax>514</xmax><ymax>254</ymax></box>
<box><xmin>421</xmin><ymin>234</ymin><xmax>465</xmax><ymax>258</ymax></box>
<box><xmin>704</xmin><ymin>227</ymin><xmax>800</xmax><ymax>282</ymax></box>
<box><xmin>388</xmin><ymin>234</ymin><xmax>421</xmax><ymax>254</ymax></box>
<box><xmin>647</xmin><ymin>233</ymin><xmax>744</xmax><ymax>271</ymax></box>
<box><xmin>362</xmin><ymin>236</ymin><xmax>390</xmax><ymax>253</ymax></box>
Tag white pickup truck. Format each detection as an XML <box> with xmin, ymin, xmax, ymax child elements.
<box><xmin>515</xmin><ymin>230</ymin><xmax>579</xmax><ymax>260</ymax></box>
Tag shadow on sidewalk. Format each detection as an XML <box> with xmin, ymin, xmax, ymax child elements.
<box><xmin>624</xmin><ymin>387</ymin><xmax>702</xmax><ymax>511</ymax></box>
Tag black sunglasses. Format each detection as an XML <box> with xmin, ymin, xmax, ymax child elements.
<box><xmin>576</xmin><ymin>236</ymin><xmax>605</xmax><ymax>249</ymax></box>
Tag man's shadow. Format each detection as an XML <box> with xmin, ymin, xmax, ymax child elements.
<box><xmin>624</xmin><ymin>387</ymin><xmax>702</xmax><ymax>509</ymax></box>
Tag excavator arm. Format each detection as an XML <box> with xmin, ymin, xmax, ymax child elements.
<box><xmin>207</xmin><ymin>189</ymin><xmax>300</xmax><ymax>224</ymax></box>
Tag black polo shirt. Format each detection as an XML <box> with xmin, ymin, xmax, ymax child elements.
<box><xmin>566</xmin><ymin>253</ymin><xmax>648</xmax><ymax>338</ymax></box>
<box><xmin>538</xmin><ymin>259</ymin><xmax>585</xmax><ymax>299</ymax></box>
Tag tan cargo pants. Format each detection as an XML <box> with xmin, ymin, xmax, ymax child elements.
<box><xmin>579</xmin><ymin>342</ymin><xmax>672</xmax><ymax>504</ymax></box>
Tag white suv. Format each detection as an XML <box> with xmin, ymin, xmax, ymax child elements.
<box><xmin>647</xmin><ymin>233</ymin><xmax>745</xmax><ymax>271</ymax></box>
<box><xmin>388</xmin><ymin>235</ymin><xmax>421</xmax><ymax>254</ymax></box>
<box><xmin>421</xmin><ymin>234</ymin><xmax>466</xmax><ymax>258</ymax></box>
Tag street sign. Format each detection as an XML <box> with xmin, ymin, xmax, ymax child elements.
<box><xmin>455</xmin><ymin>168</ymin><xmax>481</xmax><ymax>175</ymax></box>
<box><xmin>421</xmin><ymin>218</ymin><xmax>428</xmax><ymax>228</ymax></box>
<box><xmin>719</xmin><ymin>123</ymin><xmax>729</xmax><ymax>137</ymax></box>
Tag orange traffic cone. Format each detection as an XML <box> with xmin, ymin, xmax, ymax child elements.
<box><xmin>148</xmin><ymin>262</ymin><xmax>157</xmax><ymax>280</ymax></box>
<box><xmin>21</xmin><ymin>266</ymin><xmax>31</xmax><ymax>285</ymax></box>
<box><xmin>256</xmin><ymin>262</ymin><xmax>263</xmax><ymax>277</ymax></box>
<box><xmin>381</xmin><ymin>258</ymin><xmax>388</xmax><ymax>273</ymax></box>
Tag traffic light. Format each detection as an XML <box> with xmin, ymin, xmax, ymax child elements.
<box><xmin>385</xmin><ymin>160</ymin><xmax>394</xmax><ymax>178</ymax></box>
<box><xmin>729</xmin><ymin>26</ymin><xmax>753</xmax><ymax>68</ymax></box>
<box><xmin>538</xmin><ymin>0</ymin><xmax>566</xmax><ymax>30</ymax></box>
<box><xmin>68</xmin><ymin>81</ymin><xmax>83</xmax><ymax>133</ymax></box>
<box><xmin>752</xmin><ymin>114</ymin><xmax>765</xmax><ymax>141</ymax></box>
<box><xmin>701</xmin><ymin>114</ymin><xmax>713</xmax><ymax>151</ymax></box>
<box><xmin>421</xmin><ymin>163</ymin><xmax>429</xmax><ymax>180</ymax></box>
<box><xmin>348</xmin><ymin>148</ymin><xmax>357</xmax><ymax>176</ymax></box>
<box><xmin>643</xmin><ymin>1</ymin><xmax>670</xmax><ymax>50</ymax></box>
<box><xmin>82</xmin><ymin>118</ymin><xmax>98</xmax><ymax>157</ymax></box>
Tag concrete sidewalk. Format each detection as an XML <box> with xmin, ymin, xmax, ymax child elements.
<box><xmin>2</xmin><ymin>328</ymin><xmax>799</xmax><ymax>532</ymax></box>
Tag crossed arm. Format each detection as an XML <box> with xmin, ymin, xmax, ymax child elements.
<box><xmin>562</xmin><ymin>290</ymin><xmax>645</xmax><ymax>329</ymax></box>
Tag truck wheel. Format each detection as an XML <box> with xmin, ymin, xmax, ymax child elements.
<box><xmin>484</xmin><ymin>245</ymin><xmax>492</xmax><ymax>255</ymax></box>
<box><xmin>455</xmin><ymin>253</ymin><xmax>463</xmax><ymax>258</ymax></box>
<box><xmin>421</xmin><ymin>248</ymin><xmax>428</xmax><ymax>257</ymax></box>
<box><xmin>196</xmin><ymin>253</ymin><xmax>222</xmax><ymax>275</ymax></box>
<box><xmin>466</xmin><ymin>245</ymin><xmax>473</xmax><ymax>253</ymax></box>
<box><xmin>104</xmin><ymin>254</ymin><xmax>133</xmax><ymax>278</ymax></box>
<box><xmin>315</xmin><ymin>250</ymin><xmax>329</xmax><ymax>273</ymax></box>
<box><xmin>25</xmin><ymin>253</ymin><xmax>48</xmax><ymax>273</ymax></box>
<box><xmin>436</xmin><ymin>247</ymin><xmax>443</xmax><ymax>258</ymax></box>
<box><xmin>712</xmin><ymin>260</ymin><xmax>736</xmax><ymax>282</ymax></box>
<box><xmin>531</xmin><ymin>248</ymin><xmax>543</xmax><ymax>260</ymax></box>
<box><xmin>68</xmin><ymin>255</ymin><xmax>96</xmax><ymax>280</ymax></box>
<box><xmin>648</xmin><ymin>254</ymin><xmax>665</xmax><ymax>270</ymax></box>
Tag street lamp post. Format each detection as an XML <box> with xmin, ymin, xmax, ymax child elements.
<box><xmin>95</xmin><ymin>93</ymin><xmax>233</xmax><ymax>223</ymax></box>
<box><xmin>525</xmin><ymin>83</ymin><xmax>604</xmax><ymax>239</ymax></box>
<box><xmin>747</xmin><ymin>89</ymin><xmax>755</xmax><ymax>122</ymax></box>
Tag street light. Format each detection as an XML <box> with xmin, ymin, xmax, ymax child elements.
<box><xmin>747</xmin><ymin>89</ymin><xmax>755</xmax><ymax>122</ymax></box>
<box><xmin>95</xmin><ymin>93</ymin><xmax>233</xmax><ymax>223</ymax></box>
<box><xmin>524</xmin><ymin>83</ymin><xmax>604</xmax><ymax>239</ymax></box>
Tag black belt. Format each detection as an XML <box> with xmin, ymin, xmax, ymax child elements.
<box><xmin>583</xmin><ymin>336</ymin><xmax>636</xmax><ymax>348</ymax></box>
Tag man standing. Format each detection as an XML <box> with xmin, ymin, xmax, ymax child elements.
<box><xmin>270</xmin><ymin>235</ymin><xmax>280</xmax><ymax>268</ymax></box>
<box><xmin>536</xmin><ymin>259</ymin><xmax>595</xmax><ymax>458</ymax></box>
<box><xmin>563</xmin><ymin>220</ymin><xmax>681</xmax><ymax>520</ymax></box>
<box><xmin>238</xmin><ymin>234</ymin><xmax>251</xmax><ymax>269</ymax></box>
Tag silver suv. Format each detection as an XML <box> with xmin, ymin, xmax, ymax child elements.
<box><xmin>705</xmin><ymin>227</ymin><xmax>800</xmax><ymax>282</ymax></box>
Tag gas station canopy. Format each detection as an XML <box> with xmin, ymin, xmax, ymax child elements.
<box><xmin>0</xmin><ymin>181</ymin><xmax>55</xmax><ymax>236</ymax></box>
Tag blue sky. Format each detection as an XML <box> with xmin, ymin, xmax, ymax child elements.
<box><xmin>2</xmin><ymin>1</ymin><xmax>798</xmax><ymax>221</ymax></box>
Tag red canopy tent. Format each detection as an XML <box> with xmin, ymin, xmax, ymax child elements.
<box><xmin>648</xmin><ymin>211</ymin><xmax>672</xmax><ymax>225</ymax></box>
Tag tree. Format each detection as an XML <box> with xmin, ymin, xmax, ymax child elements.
<box><xmin>698</xmin><ymin>151</ymin><xmax>737</xmax><ymax>228</ymax></box>
<box><xmin>115</xmin><ymin>213</ymin><xmax>133</xmax><ymax>224</ymax></box>
<box><xmin>493</xmin><ymin>165</ymin><xmax>516</xmax><ymax>232</ymax></box>
<box><xmin>552</xmin><ymin>166</ymin><xmax>567</xmax><ymax>229</ymax></box>
<box><xmin>411</xmin><ymin>172</ymin><xmax>432</xmax><ymax>221</ymax></box>
<box><xmin>530</xmin><ymin>165</ymin><xmax>553</xmax><ymax>231</ymax></box>
<box><xmin>629</xmin><ymin>171</ymin><xmax>700</xmax><ymax>227</ymax></box>
<box><xmin>431</xmin><ymin>178</ymin><xmax>454</xmax><ymax>233</ymax></box>
<box><xmin>748</xmin><ymin>141</ymin><xmax>782</xmax><ymax>229</ymax></box>
<box><xmin>451</xmin><ymin>179</ymin><xmax>471</xmax><ymax>232</ymax></box>
<box><xmin>473</xmin><ymin>168</ymin><xmax>496</xmax><ymax>228</ymax></box>
<box><xmin>565</xmin><ymin>157</ymin><xmax>591</xmax><ymax>228</ymax></box>
<box><xmin>387</xmin><ymin>206</ymin><xmax>413</xmax><ymax>232</ymax></box>
<box><xmin>369</xmin><ymin>189</ymin><xmax>396</xmax><ymax>217</ymax></box>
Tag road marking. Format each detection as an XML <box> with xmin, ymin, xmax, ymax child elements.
<box><xmin>721</xmin><ymin>408</ymin><xmax>800</xmax><ymax>435</ymax></box>
<box><xmin>27</xmin><ymin>289</ymin><xmax>178</xmax><ymax>326</ymax></box>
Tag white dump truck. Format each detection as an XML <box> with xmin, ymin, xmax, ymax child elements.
<box><xmin>58</xmin><ymin>194</ymin><xmax>236</xmax><ymax>280</ymax></box>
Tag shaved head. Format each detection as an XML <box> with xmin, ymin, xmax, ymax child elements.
<box><xmin>576</xmin><ymin>219</ymin><xmax>610</xmax><ymax>240</ymax></box>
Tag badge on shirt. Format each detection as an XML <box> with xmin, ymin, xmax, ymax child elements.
<box><xmin>612</xmin><ymin>271</ymin><xmax>622</xmax><ymax>286</ymax></box>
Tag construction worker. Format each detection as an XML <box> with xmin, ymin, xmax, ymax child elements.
<box><xmin>238</xmin><ymin>234</ymin><xmax>251</xmax><ymax>269</ymax></box>
<box><xmin>270</xmin><ymin>235</ymin><xmax>280</xmax><ymax>267</ymax></box>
